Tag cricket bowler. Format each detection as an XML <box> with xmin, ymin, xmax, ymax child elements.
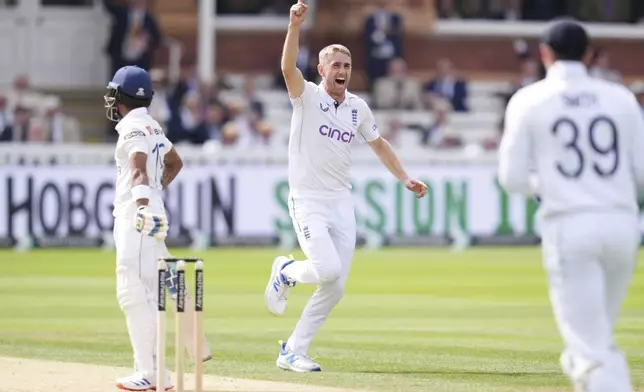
<box><xmin>264</xmin><ymin>0</ymin><xmax>428</xmax><ymax>373</ymax></box>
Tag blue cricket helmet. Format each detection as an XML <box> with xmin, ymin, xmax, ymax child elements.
<box><xmin>104</xmin><ymin>65</ymin><xmax>154</xmax><ymax>122</ymax></box>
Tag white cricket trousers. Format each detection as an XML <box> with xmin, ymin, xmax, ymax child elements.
<box><xmin>114</xmin><ymin>212</ymin><xmax>170</xmax><ymax>378</ymax></box>
<box><xmin>281</xmin><ymin>194</ymin><xmax>356</xmax><ymax>355</ymax></box>
<box><xmin>539</xmin><ymin>211</ymin><xmax>639</xmax><ymax>392</ymax></box>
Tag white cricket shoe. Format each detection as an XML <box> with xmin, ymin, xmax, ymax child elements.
<box><xmin>115</xmin><ymin>371</ymin><xmax>173</xmax><ymax>391</ymax></box>
<box><xmin>265</xmin><ymin>255</ymin><xmax>296</xmax><ymax>316</ymax></box>
<box><xmin>276</xmin><ymin>341</ymin><xmax>321</xmax><ymax>372</ymax></box>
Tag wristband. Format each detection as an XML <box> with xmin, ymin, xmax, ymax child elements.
<box><xmin>131</xmin><ymin>185</ymin><xmax>151</xmax><ymax>201</ymax></box>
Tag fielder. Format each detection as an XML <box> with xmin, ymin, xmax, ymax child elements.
<box><xmin>498</xmin><ymin>20</ymin><xmax>644</xmax><ymax>392</ymax></box>
<box><xmin>105</xmin><ymin>66</ymin><xmax>211</xmax><ymax>391</ymax></box>
<box><xmin>264</xmin><ymin>0</ymin><xmax>428</xmax><ymax>373</ymax></box>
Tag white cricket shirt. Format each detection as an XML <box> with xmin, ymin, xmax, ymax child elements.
<box><xmin>498</xmin><ymin>61</ymin><xmax>644</xmax><ymax>220</ymax></box>
<box><xmin>113</xmin><ymin>107</ymin><xmax>173</xmax><ymax>218</ymax></box>
<box><xmin>288</xmin><ymin>81</ymin><xmax>380</xmax><ymax>198</ymax></box>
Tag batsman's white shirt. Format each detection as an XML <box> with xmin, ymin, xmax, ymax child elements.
<box><xmin>498</xmin><ymin>61</ymin><xmax>644</xmax><ymax>392</ymax></box>
<box><xmin>113</xmin><ymin>107</ymin><xmax>172</xmax><ymax>219</ymax></box>
<box><xmin>288</xmin><ymin>81</ymin><xmax>380</xmax><ymax>198</ymax></box>
<box><xmin>112</xmin><ymin>107</ymin><xmax>174</xmax><ymax>378</ymax></box>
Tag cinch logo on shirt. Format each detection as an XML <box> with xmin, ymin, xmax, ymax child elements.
<box><xmin>318</xmin><ymin>125</ymin><xmax>355</xmax><ymax>143</ymax></box>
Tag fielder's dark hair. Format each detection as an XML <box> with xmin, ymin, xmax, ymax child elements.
<box><xmin>552</xmin><ymin>48</ymin><xmax>587</xmax><ymax>62</ymax></box>
<box><xmin>542</xmin><ymin>18</ymin><xmax>589</xmax><ymax>62</ymax></box>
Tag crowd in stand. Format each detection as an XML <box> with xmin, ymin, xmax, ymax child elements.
<box><xmin>4</xmin><ymin>0</ymin><xmax>644</xmax><ymax>152</ymax></box>
<box><xmin>0</xmin><ymin>75</ymin><xmax>81</xmax><ymax>143</ymax></box>
<box><xmin>148</xmin><ymin>67</ymin><xmax>277</xmax><ymax>148</ymax></box>
<box><xmin>436</xmin><ymin>0</ymin><xmax>644</xmax><ymax>23</ymax></box>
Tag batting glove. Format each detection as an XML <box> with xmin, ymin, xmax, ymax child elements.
<box><xmin>134</xmin><ymin>206</ymin><xmax>169</xmax><ymax>239</ymax></box>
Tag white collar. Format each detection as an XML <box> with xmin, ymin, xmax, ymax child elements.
<box><xmin>115</xmin><ymin>107</ymin><xmax>148</xmax><ymax>133</ymax></box>
<box><xmin>318</xmin><ymin>82</ymin><xmax>351</xmax><ymax>107</ymax></box>
<box><xmin>546</xmin><ymin>61</ymin><xmax>588</xmax><ymax>80</ymax></box>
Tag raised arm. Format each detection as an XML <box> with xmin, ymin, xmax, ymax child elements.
<box><xmin>281</xmin><ymin>0</ymin><xmax>308</xmax><ymax>98</ymax></box>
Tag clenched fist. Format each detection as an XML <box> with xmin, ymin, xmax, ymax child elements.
<box><xmin>289</xmin><ymin>0</ymin><xmax>308</xmax><ymax>27</ymax></box>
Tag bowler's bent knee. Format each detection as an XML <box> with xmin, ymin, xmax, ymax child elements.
<box><xmin>315</xmin><ymin>261</ymin><xmax>341</xmax><ymax>284</ymax></box>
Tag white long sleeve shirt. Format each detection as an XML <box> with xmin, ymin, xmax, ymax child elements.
<box><xmin>498</xmin><ymin>61</ymin><xmax>644</xmax><ymax>220</ymax></box>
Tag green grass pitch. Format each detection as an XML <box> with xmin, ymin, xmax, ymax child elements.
<box><xmin>0</xmin><ymin>247</ymin><xmax>642</xmax><ymax>392</ymax></box>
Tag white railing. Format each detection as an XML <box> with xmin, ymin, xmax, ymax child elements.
<box><xmin>0</xmin><ymin>142</ymin><xmax>498</xmax><ymax>166</ymax></box>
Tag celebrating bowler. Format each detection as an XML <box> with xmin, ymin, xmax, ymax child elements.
<box><xmin>264</xmin><ymin>0</ymin><xmax>428</xmax><ymax>373</ymax></box>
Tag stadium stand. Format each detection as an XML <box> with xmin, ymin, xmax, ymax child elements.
<box><xmin>1</xmin><ymin>0</ymin><xmax>643</xmax><ymax>154</ymax></box>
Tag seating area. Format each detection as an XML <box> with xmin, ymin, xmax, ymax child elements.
<box><xmin>217</xmin><ymin>74</ymin><xmax>511</xmax><ymax>150</ymax></box>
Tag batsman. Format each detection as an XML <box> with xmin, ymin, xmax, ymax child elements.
<box><xmin>104</xmin><ymin>65</ymin><xmax>212</xmax><ymax>391</ymax></box>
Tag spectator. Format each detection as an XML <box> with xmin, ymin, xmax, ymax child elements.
<box><xmin>220</xmin><ymin>122</ymin><xmax>239</xmax><ymax>146</ymax></box>
<box><xmin>363</xmin><ymin>0</ymin><xmax>403</xmax><ymax>89</ymax></box>
<box><xmin>26</xmin><ymin>117</ymin><xmax>48</xmax><ymax>142</ymax></box>
<box><xmin>177</xmin><ymin>65</ymin><xmax>201</xmax><ymax>98</ymax></box>
<box><xmin>251</xmin><ymin>120</ymin><xmax>274</xmax><ymax>146</ymax></box>
<box><xmin>424</xmin><ymin>58</ymin><xmax>468</xmax><ymax>112</ymax></box>
<box><xmin>0</xmin><ymin>95</ymin><xmax>13</xmax><ymax>142</ymax></box>
<box><xmin>226</xmin><ymin>99</ymin><xmax>256</xmax><ymax>147</ymax></box>
<box><xmin>148</xmin><ymin>68</ymin><xmax>172</xmax><ymax>130</ymax></box>
<box><xmin>372</xmin><ymin>58</ymin><xmax>422</xmax><ymax>110</ymax></box>
<box><xmin>275</xmin><ymin>31</ymin><xmax>317</xmax><ymax>89</ymax></box>
<box><xmin>297</xmin><ymin>32</ymin><xmax>318</xmax><ymax>82</ymax></box>
<box><xmin>4</xmin><ymin>74</ymin><xmax>45</xmax><ymax>113</ymax></box>
<box><xmin>421</xmin><ymin>98</ymin><xmax>461</xmax><ymax>148</ymax></box>
<box><xmin>42</xmin><ymin>96</ymin><xmax>82</xmax><ymax>143</ymax></box>
<box><xmin>200</xmin><ymin>80</ymin><xmax>221</xmax><ymax>107</ymax></box>
<box><xmin>588</xmin><ymin>47</ymin><xmax>621</xmax><ymax>83</ymax></box>
<box><xmin>241</xmin><ymin>77</ymin><xmax>265</xmax><ymax>119</ymax></box>
<box><xmin>204</xmin><ymin>102</ymin><xmax>228</xmax><ymax>142</ymax></box>
<box><xmin>103</xmin><ymin>0</ymin><xmax>162</xmax><ymax>77</ymax></box>
<box><xmin>198</xmin><ymin>76</ymin><xmax>230</xmax><ymax>115</ymax></box>
<box><xmin>170</xmin><ymin>92</ymin><xmax>208</xmax><ymax>145</ymax></box>
<box><xmin>10</xmin><ymin>107</ymin><xmax>31</xmax><ymax>142</ymax></box>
